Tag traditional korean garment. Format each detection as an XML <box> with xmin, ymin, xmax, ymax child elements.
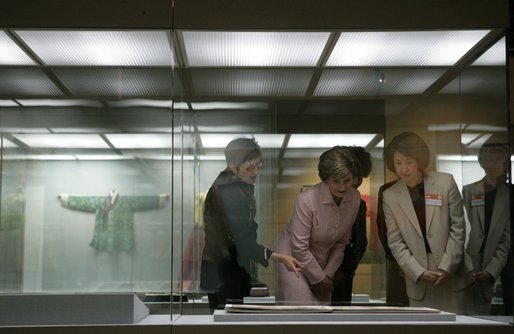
<box><xmin>59</xmin><ymin>191</ymin><xmax>168</xmax><ymax>252</ymax></box>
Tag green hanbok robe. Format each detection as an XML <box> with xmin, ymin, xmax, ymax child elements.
<box><xmin>60</xmin><ymin>192</ymin><xmax>167</xmax><ymax>252</ymax></box>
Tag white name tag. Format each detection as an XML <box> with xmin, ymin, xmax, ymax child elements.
<box><xmin>471</xmin><ymin>194</ymin><xmax>485</xmax><ymax>206</ymax></box>
<box><xmin>425</xmin><ymin>193</ymin><xmax>442</xmax><ymax>206</ymax></box>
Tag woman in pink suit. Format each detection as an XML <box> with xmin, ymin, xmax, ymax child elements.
<box><xmin>275</xmin><ymin>146</ymin><xmax>362</xmax><ymax>305</ymax></box>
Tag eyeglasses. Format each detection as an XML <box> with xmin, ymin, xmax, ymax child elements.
<box><xmin>240</xmin><ymin>161</ymin><xmax>264</xmax><ymax>172</ymax></box>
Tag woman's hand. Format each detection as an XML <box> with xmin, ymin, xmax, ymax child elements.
<box><xmin>470</xmin><ymin>270</ymin><xmax>494</xmax><ymax>283</ymax></box>
<box><xmin>419</xmin><ymin>270</ymin><xmax>451</xmax><ymax>286</ymax></box>
<box><xmin>270</xmin><ymin>253</ymin><xmax>303</xmax><ymax>277</ymax></box>
<box><xmin>310</xmin><ymin>276</ymin><xmax>334</xmax><ymax>295</ymax></box>
<box><xmin>433</xmin><ymin>269</ymin><xmax>450</xmax><ymax>286</ymax></box>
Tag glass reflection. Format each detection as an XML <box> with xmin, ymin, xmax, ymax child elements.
<box><xmin>464</xmin><ymin>136</ymin><xmax>512</xmax><ymax>315</ymax></box>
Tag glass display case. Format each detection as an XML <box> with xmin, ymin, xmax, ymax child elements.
<box><xmin>0</xmin><ymin>0</ymin><xmax>512</xmax><ymax>331</ymax></box>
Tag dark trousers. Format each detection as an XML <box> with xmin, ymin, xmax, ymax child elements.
<box><xmin>500</xmin><ymin>253</ymin><xmax>513</xmax><ymax>315</ymax></box>
<box><xmin>331</xmin><ymin>276</ymin><xmax>354</xmax><ymax>305</ymax></box>
<box><xmin>386</xmin><ymin>258</ymin><xmax>409</xmax><ymax>306</ymax></box>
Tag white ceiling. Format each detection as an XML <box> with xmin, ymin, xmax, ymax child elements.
<box><xmin>0</xmin><ymin>29</ymin><xmax>508</xmax><ymax>157</ymax></box>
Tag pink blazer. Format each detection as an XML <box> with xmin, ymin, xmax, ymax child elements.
<box><xmin>275</xmin><ymin>182</ymin><xmax>360</xmax><ymax>304</ymax></box>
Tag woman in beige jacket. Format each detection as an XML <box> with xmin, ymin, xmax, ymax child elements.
<box><xmin>383</xmin><ymin>132</ymin><xmax>466</xmax><ymax>313</ymax></box>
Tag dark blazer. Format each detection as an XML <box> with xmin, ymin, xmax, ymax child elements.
<box><xmin>200</xmin><ymin>169</ymin><xmax>270</xmax><ymax>294</ymax></box>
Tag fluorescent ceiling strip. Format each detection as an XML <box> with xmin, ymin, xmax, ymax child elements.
<box><xmin>198</xmin><ymin>155</ymin><xmax>226</xmax><ymax>161</ymax></box>
<box><xmin>105</xmin><ymin>134</ymin><xmax>172</xmax><ymax>149</ymax></box>
<box><xmin>74</xmin><ymin>154</ymin><xmax>133</xmax><ymax>160</ymax></box>
<box><xmin>428</xmin><ymin>123</ymin><xmax>463</xmax><ymax>132</ymax></box>
<box><xmin>124</xmin><ymin>127</ymin><xmax>173</xmax><ymax>133</ymax></box>
<box><xmin>437</xmin><ymin>155</ymin><xmax>478</xmax><ymax>162</ymax></box>
<box><xmin>288</xmin><ymin>134</ymin><xmax>376</xmax><ymax>148</ymax></box>
<box><xmin>200</xmin><ymin>134</ymin><xmax>285</xmax><ymax>148</ymax></box>
<box><xmin>49</xmin><ymin>128</ymin><xmax>120</xmax><ymax>134</ymax></box>
<box><xmin>16</xmin><ymin>99</ymin><xmax>103</xmax><ymax>107</ymax></box>
<box><xmin>282</xmin><ymin>167</ymin><xmax>310</xmax><ymax>176</ymax></box>
<box><xmin>191</xmin><ymin>101</ymin><xmax>269</xmax><ymax>110</ymax></box>
<box><xmin>461</xmin><ymin>133</ymin><xmax>482</xmax><ymax>145</ymax></box>
<box><xmin>0</xmin><ymin>31</ymin><xmax>37</xmax><ymax>65</ymax></box>
<box><xmin>466</xmin><ymin>124</ymin><xmax>508</xmax><ymax>132</ymax></box>
<box><xmin>13</xmin><ymin>134</ymin><xmax>110</xmax><ymax>148</ymax></box>
<box><xmin>183</xmin><ymin>31</ymin><xmax>330</xmax><ymax>66</ymax></box>
<box><xmin>2</xmin><ymin>154</ymin><xmax>76</xmax><ymax>160</ymax></box>
<box><xmin>197</xmin><ymin>125</ymin><xmax>264</xmax><ymax>133</ymax></box>
<box><xmin>0</xmin><ymin>100</ymin><xmax>19</xmax><ymax>107</ymax></box>
<box><xmin>284</xmin><ymin>149</ymin><xmax>327</xmax><ymax>159</ymax></box>
<box><xmin>465</xmin><ymin>134</ymin><xmax>493</xmax><ymax>148</ymax></box>
<box><xmin>1</xmin><ymin>138</ymin><xmax>18</xmax><ymax>148</ymax></box>
<box><xmin>327</xmin><ymin>30</ymin><xmax>490</xmax><ymax>66</ymax></box>
<box><xmin>16</xmin><ymin>30</ymin><xmax>174</xmax><ymax>66</ymax></box>
<box><xmin>0</xmin><ymin>128</ymin><xmax>51</xmax><ymax>134</ymax></box>
<box><xmin>107</xmin><ymin>99</ymin><xmax>174</xmax><ymax>108</ymax></box>
<box><xmin>472</xmin><ymin>37</ymin><xmax>506</xmax><ymax>66</ymax></box>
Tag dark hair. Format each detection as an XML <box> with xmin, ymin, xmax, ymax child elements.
<box><xmin>478</xmin><ymin>136</ymin><xmax>510</xmax><ymax>169</ymax></box>
<box><xmin>318</xmin><ymin>146</ymin><xmax>361</xmax><ymax>182</ymax></box>
<box><xmin>224</xmin><ymin>137</ymin><xmax>261</xmax><ymax>166</ymax></box>
<box><xmin>347</xmin><ymin>146</ymin><xmax>372</xmax><ymax>178</ymax></box>
<box><xmin>385</xmin><ymin>132</ymin><xmax>430</xmax><ymax>173</ymax></box>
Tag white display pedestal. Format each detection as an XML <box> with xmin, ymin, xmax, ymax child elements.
<box><xmin>0</xmin><ymin>293</ymin><xmax>149</xmax><ymax>326</ymax></box>
<box><xmin>213</xmin><ymin>308</ymin><xmax>456</xmax><ymax>322</ymax></box>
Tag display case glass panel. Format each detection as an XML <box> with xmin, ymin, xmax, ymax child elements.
<box><xmin>0</xmin><ymin>24</ymin><xmax>511</xmax><ymax>326</ymax></box>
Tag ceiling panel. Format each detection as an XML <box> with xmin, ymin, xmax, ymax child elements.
<box><xmin>189</xmin><ymin>68</ymin><xmax>314</xmax><ymax>97</ymax></box>
<box><xmin>327</xmin><ymin>30</ymin><xmax>490</xmax><ymax>66</ymax></box>
<box><xmin>287</xmin><ymin>133</ymin><xmax>376</xmax><ymax>148</ymax></box>
<box><xmin>16</xmin><ymin>99</ymin><xmax>103</xmax><ymax>107</ymax></box>
<box><xmin>13</xmin><ymin>134</ymin><xmax>110</xmax><ymax>148</ymax></box>
<box><xmin>439</xmin><ymin>67</ymin><xmax>506</xmax><ymax>95</ymax></box>
<box><xmin>0</xmin><ymin>31</ymin><xmax>37</xmax><ymax>65</ymax></box>
<box><xmin>200</xmin><ymin>134</ymin><xmax>285</xmax><ymax>148</ymax></box>
<box><xmin>182</xmin><ymin>31</ymin><xmax>330</xmax><ymax>66</ymax></box>
<box><xmin>52</xmin><ymin>68</ymin><xmax>172</xmax><ymax>97</ymax></box>
<box><xmin>106</xmin><ymin>99</ymin><xmax>173</xmax><ymax>108</ymax></box>
<box><xmin>472</xmin><ymin>37</ymin><xmax>506</xmax><ymax>66</ymax></box>
<box><xmin>314</xmin><ymin>69</ymin><xmax>445</xmax><ymax>96</ymax></box>
<box><xmin>15</xmin><ymin>30</ymin><xmax>174</xmax><ymax>66</ymax></box>
<box><xmin>0</xmin><ymin>100</ymin><xmax>19</xmax><ymax>107</ymax></box>
<box><xmin>105</xmin><ymin>134</ymin><xmax>172</xmax><ymax>149</ymax></box>
<box><xmin>0</xmin><ymin>68</ymin><xmax>64</xmax><ymax>96</ymax></box>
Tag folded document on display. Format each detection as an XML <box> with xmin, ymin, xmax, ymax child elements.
<box><xmin>225</xmin><ymin>304</ymin><xmax>441</xmax><ymax>314</ymax></box>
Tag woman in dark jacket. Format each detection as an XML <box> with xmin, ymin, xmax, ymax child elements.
<box><xmin>200</xmin><ymin>137</ymin><xmax>301</xmax><ymax>311</ymax></box>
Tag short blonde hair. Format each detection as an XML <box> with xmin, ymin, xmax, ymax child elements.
<box><xmin>318</xmin><ymin>146</ymin><xmax>361</xmax><ymax>181</ymax></box>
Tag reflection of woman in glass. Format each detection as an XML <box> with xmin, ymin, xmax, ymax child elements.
<box><xmin>200</xmin><ymin>138</ymin><xmax>301</xmax><ymax>311</ymax></box>
<box><xmin>463</xmin><ymin>139</ymin><xmax>511</xmax><ymax>314</ymax></box>
<box><xmin>275</xmin><ymin>146</ymin><xmax>362</xmax><ymax>305</ymax></box>
<box><xmin>383</xmin><ymin>132</ymin><xmax>465</xmax><ymax>313</ymax></box>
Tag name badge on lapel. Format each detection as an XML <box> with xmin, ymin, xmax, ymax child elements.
<box><xmin>471</xmin><ymin>194</ymin><xmax>485</xmax><ymax>206</ymax></box>
<box><xmin>425</xmin><ymin>193</ymin><xmax>442</xmax><ymax>206</ymax></box>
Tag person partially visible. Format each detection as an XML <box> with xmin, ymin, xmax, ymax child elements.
<box><xmin>376</xmin><ymin>179</ymin><xmax>410</xmax><ymax>306</ymax></box>
<box><xmin>331</xmin><ymin>146</ymin><xmax>372</xmax><ymax>305</ymax></box>
<box><xmin>383</xmin><ymin>132</ymin><xmax>466</xmax><ymax>313</ymax></box>
<box><xmin>463</xmin><ymin>139</ymin><xmax>511</xmax><ymax>314</ymax></box>
<box><xmin>200</xmin><ymin>138</ymin><xmax>302</xmax><ymax>312</ymax></box>
<box><xmin>275</xmin><ymin>146</ymin><xmax>362</xmax><ymax>305</ymax></box>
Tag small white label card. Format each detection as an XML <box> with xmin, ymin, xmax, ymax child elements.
<box><xmin>425</xmin><ymin>193</ymin><xmax>442</xmax><ymax>206</ymax></box>
<box><xmin>471</xmin><ymin>194</ymin><xmax>485</xmax><ymax>207</ymax></box>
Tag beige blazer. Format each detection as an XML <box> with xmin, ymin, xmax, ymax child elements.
<box><xmin>463</xmin><ymin>180</ymin><xmax>511</xmax><ymax>280</ymax></box>
<box><xmin>383</xmin><ymin>171</ymin><xmax>466</xmax><ymax>301</ymax></box>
